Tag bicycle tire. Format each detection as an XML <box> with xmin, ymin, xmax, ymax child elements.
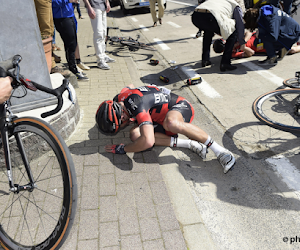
<box><xmin>252</xmin><ymin>89</ymin><xmax>300</xmax><ymax>133</ymax></box>
<box><xmin>120</xmin><ymin>40</ymin><xmax>156</xmax><ymax>51</ymax></box>
<box><xmin>0</xmin><ymin>117</ymin><xmax>77</xmax><ymax>250</ymax></box>
<box><xmin>283</xmin><ymin>77</ymin><xmax>300</xmax><ymax>88</ymax></box>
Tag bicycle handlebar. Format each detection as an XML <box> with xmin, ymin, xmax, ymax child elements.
<box><xmin>0</xmin><ymin>55</ymin><xmax>74</xmax><ymax>118</ymax></box>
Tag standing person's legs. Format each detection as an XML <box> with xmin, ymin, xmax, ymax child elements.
<box><xmin>90</xmin><ymin>8</ymin><xmax>111</xmax><ymax>69</ymax></box>
<box><xmin>76</xmin><ymin>3</ymin><xmax>82</xmax><ymax>18</ymax></box>
<box><xmin>34</xmin><ymin>0</ymin><xmax>53</xmax><ymax>38</ymax></box>
<box><xmin>54</xmin><ymin>17</ymin><xmax>78</xmax><ymax>74</ymax></box>
<box><xmin>90</xmin><ymin>8</ymin><xmax>106</xmax><ymax>62</ymax></box>
<box><xmin>157</xmin><ymin>0</ymin><xmax>164</xmax><ymax>23</ymax></box>
<box><xmin>149</xmin><ymin>0</ymin><xmax>158</xmax><ymax>24</ymax></box>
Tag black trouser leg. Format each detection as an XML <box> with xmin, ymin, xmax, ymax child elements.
<box><xmin>202</xmin><ymin>30</ymin><xmax>214</xmax><ymax>61</ymax></box>
<box><xmin>54</xmin><ymin>17</ymin><xmax>78</xmax><ymax>74</ymax></box>
<box><xmin>191</xmin><ymin>12</ymin><xmax>220</xmax><ymax>62</ymax></box>
<box><xmin>221</xmin><ymin>30</ymin><xmax>237</xmax><ymax>65</ymax></box>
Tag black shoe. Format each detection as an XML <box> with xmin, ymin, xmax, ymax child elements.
<box><xmin>259</xmin><ymin>56</ymin><xmax>278</xmax><ymax>65</ymax></box>
<box><xmin>202</xmin><ymin>60</ymin><xmax>211</xmax><ymax>67</ymax></box>
<box><xmin>220</xmin><ymin>63</ymin><xmax>237</xmax><ymax>72</ymax></box>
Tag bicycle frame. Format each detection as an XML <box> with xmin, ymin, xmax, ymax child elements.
<box><xmin>0</xmin><ymin>102</ymin><xmax>35</xmax><ymax>193</ymax></box>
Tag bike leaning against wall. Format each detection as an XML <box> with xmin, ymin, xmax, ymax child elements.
<box><xmin>0</xmin><ymin>55</ymin><xmax>77</xmax><ymax>250</ymax></box>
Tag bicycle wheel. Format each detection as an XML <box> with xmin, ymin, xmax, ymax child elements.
<box><xmin>252</xmin><ymin>89</ymin><xmax>300</xmax><ymax>133</ymax></box>
<box><xmin>283</xmin><ymin>77</ymin><xmax>300</xmax><ymax>88</ymax></box>
<box><xmin>121</xmin><ymin>40</ymin><xmax>156</xmax><ymax>51</ymax></box>
<box><xmin>0</xmin><ymin>117</ymin><xmax>77</xmax><ymax>250</ymax></box>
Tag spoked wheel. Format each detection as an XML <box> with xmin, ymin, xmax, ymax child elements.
<box><xmin>121</xmin><ymin>40</ymin><xmax>156</xmax><ymax>51</ymax></box>
<box><xmin>252</xmin><ymin>89</ymin><xmax>300</xmax><ymax>133</ymax></box>
<box><xmin>0</xmin><ymin>117</ymin><xmax>77</xmax><ymax>250</ymax></box>
<box><xmin>283</xmin><ymin>77</ymin><xmax>300</xmax><ymax>88</ymax></box>
<box><xmin>109</xmin><ymin>36</ymin><xmax>125</xmax><ymax>43</ymax></box>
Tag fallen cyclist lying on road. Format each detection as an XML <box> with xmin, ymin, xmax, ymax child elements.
<box><xmin>95</xmin><ymin>84</ymin><xmax>236</xmax><ymax>173</ymax></box>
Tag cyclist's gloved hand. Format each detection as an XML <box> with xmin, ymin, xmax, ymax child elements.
<box><xmin>105</xmin><ymin>144</ymin><xmax>126</xmax><ymax>154</ymax></box>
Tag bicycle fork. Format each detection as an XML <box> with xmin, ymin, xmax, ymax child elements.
<box><xmin>0</xmin><ymin>104</ymin><xmax>35</xmax><ymax>193</ymax></box>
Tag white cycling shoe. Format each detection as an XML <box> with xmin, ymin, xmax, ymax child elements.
<box><xmin>217</xmin><ymin>150</ymin><xmax>235</xmax><ymax>173</ymax></box>
<box><xmin>189</xmin><ymin>141</ymin><xmax>207</xmax><ymax>159</ymax></box>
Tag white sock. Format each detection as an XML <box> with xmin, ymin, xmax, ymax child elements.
<box><xmin>204</xmin><ymin>136</ymin><xmax>225</xmax><ymax>157</ymax></box>
<box><xmin>170</xmin><ymin>136</ymin><xmax>191</xmax><ymax>148</ymax></box>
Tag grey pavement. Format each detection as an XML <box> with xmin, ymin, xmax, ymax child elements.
<box><xmin>52</xmin><ymin>8</ymin><xmax>206</xmax><ymax>250</ymax></box>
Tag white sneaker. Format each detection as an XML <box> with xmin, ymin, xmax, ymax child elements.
<box><xmin>105</xmin><ymin>56</ymin><xmax>116</xmax><ymax>63</ymax></box>
<box><xmin>76</xmin><ymin>66</ymin><xmax>87</xmax><ymax>75</ymax></box>
<box><xmin>189</xmin><ymin>141</ymin><xmax>207</xmax><ymax>159</ymax></box>
<box><xmin>76</xmin><ymin>72</ymin><xmax>89</xmax><ymax>81</ymax></box>
<box><xmin>217</xmin><ymin>150</ymin><xmax>235</xmax><ymax>173</ymax></box>
<box><xmin>97</xmin><ymin>60</ymin><xmax>110</xmax><ymax>70</ymax></box>
<box><xmin>77</xmin><ymin>62</ymin><xmax>90</xmax><ymax>70</ymax></box>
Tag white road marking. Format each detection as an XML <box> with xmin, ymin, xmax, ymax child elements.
<box><xmin>168</xmin><ymin>0</ymin><xmax>196</xmax><ymax>6</ymax></box>
<box><xmin>238</xmin><ymin>59</ymin><xmax>284</xmax><ymax>86</ymax></box>
<box><xmin>131</xmin><ymin>17</ymin><xmax>138</xmax><ymax>22</ymax></box>
<box><xmin>266</xmin><ymin>155</ymin><xmax>300</xmax><ymax>200</ymax></box>
<box><xmin>167</xmin><ymin>21</ymin><xmax>181</xmax><ymax>28</ymax></box>
<box><xmin>139</xmin><ymin>25</ymin><xmax>149</xmax><ymax>31</ymax></box>
<box><xmin>181</xmin><ymin>66</ymin><xmax>222</xmax><ymax>98</ymax></box>
<box><xmin>153</xmin><ymin>38</ymin><xmax>171</xmax><ymax>50</ymax></box>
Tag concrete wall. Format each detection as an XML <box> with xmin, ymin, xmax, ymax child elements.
<box><xmin>0</xmin><ymin>0</ymin><xmax>55</xmax><ymax>113</ymax></box>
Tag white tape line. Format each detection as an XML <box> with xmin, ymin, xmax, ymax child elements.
<box><xmin>168</xmin><ymin>0</ymin><xmax>197</xmax><ymax>6</ymax></box>
<box><xmin>181</xmin><ymin>66</ymin><xmax>222</xmax><ymax>98</ymax></box>
<box><xmin>266</xmin><ymin>155</ymin><xmax>300</xmax><ymax>200</ymax></box>
<box><xmin>153</xmin><ymin>38</ymin><xmax>171</xmax><ymax>50</ymax></box>
<box><xmin>238</xmin><ymin>59</ymin><xmax>284</xmax><ymax>86</ymax></box>
<box><xmin>131</xmin><ymin>17</ymin><xmax>138</xmax><ymax>22</ymax></box>
<box><xmin>139</xmin><ymin>25</ymin><xmax>149</xmax><ymax>31</ymax></box>
<box><xmin>167</xmin><ymin>21</ymin><xmax>181</xmax><ymax>28</ymax></box>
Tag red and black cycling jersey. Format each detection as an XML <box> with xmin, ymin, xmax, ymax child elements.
<box><xmin>113</xmin><ymin>85</ymin><xmax>194</xmax><ymax>131</ymax></box>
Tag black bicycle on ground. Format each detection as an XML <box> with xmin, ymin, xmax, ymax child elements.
<box><xmin>252</xmin><ymin>71</ymin><xmax>300</xmax><ymax>134</ymax></box>
<box><xmin>0</xmin><ymin>55</ymin><xmax>77</xmax><ymax>249</ymax></box>
<box><xmin>106</xmin><ymin>26</ymin><xmax>156</xmax><ymax>52</ymax></box>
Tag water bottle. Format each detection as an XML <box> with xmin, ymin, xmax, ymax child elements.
<box><xmin>159</xmin><ymin>75</ymin><xmax>169</xmax><ymax>83</ymax></box>
<box><xmin>186</xmin><ymin>76</ymin><xmax>202</xmax><ymax>85</ymax></box>
<box><xmin>150</xmin><ymin>59</ymin><xmax>159</xmax><ymax>65</ymax></box>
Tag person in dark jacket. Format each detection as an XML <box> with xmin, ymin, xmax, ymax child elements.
<box><xmin>244</xmin><ymin>5</ymin><xmax>300</xmax><ymax>65</ymax></box>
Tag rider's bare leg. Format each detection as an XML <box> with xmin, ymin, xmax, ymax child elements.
<box><xmin>162</xmin><ymin>110</ymin><xmax>227</xmax><ymax>157</ymax></box>
<box><xmin>162</xmin><ymin>110</ymin><xmax>208</xmax><ymax>143</ymax></box>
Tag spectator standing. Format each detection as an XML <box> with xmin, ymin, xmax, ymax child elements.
<box><xmin>73</xmin><ymin>0</ymin><xmax>84</xmax><ymax>18</ymax></box>
<box><xmin>149</xmin><ymin>0</ymin><xmax>164</xmax><ymax>27</ymax></box>
<box><xmin>52</xmin><ymin>0</ymin><xmax>89</xmax><ymax>80</ymax></box>
<box><xmin>82</xmin><ymin>0</ymin><xmax>116</xmax><ymax>70</ymax></box>
<box><xmin>191</xmin><ymin>0</ymin><xmax>246</xmax><ymax>72</ymax></box>
<box><xmin>34</xmin><ymin>0</ymin><xmax>70</xmax><ymax>76</ymax></box>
